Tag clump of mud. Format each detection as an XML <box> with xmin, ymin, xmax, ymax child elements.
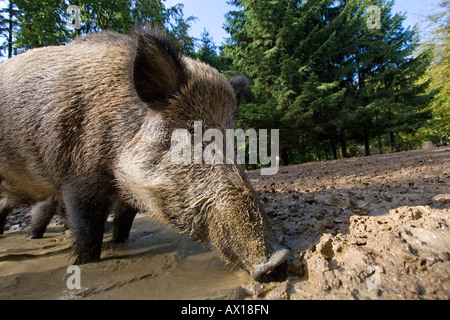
<box><xmin>292</xmin><ymin>206</ymin><xmax>449</xmax><ymax>299</ymax></box>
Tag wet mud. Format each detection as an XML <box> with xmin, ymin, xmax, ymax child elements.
<box><xmin>248</xmin><ymin>146</ymin><xmax>450</xmax><ymax>300</ymax></box>
<box><xmin>1</xmin><ymin>147</ymin><xmax>449</xmax><ymax>300</ymax></box>
<box><xmin>0</xmin><ymin>217</ymin><xmax>249</xmax><ymax>300</ymax></box>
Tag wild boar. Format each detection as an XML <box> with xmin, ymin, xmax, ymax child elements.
<box><xmin>0</xmin><ymin>27</ymin><xmax>289</xmax><ymax>280</ymax></box>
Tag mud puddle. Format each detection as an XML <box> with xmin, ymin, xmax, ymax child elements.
<box><xmin>0</xmin><ymin>215</ymin><xmax>249</xmax><ymax>300</ymax></box>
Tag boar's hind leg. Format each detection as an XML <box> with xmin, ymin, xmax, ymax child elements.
<box><xmin>0</xmin><ymin>198</ymin><xmax>12</xmax><ymax>235</ymax></box>
<box><xmin>27</xmin><ymin>197</ymin><xmax>58</xmax><ymax>239</ymax></box>
<box><xmin>62</xmin><ymin>188</ymin><xmax>110</xmax><ymax>264</ymax></box>
<box><xmin>112</xmin><ymin>200</ymin><xmax>137</xmax><ymax>244</ymax></box>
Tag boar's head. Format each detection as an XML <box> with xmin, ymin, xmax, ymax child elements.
<box><xmin>114</xmin><ymin>27</ymin><xmax>289</xmax><ymax>280</ymax></box>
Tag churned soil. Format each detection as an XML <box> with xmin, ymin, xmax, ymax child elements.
<box><xmin>243</xmin><ymin>146</ymin><xmax>450</xmax><ymax>300</ymax></box>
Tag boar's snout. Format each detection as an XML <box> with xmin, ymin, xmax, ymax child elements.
<box><xmin>202</xmin><ymin>176</ymin><xmax>290</xmax><ymax>281</ymax></box>
<box><xmin>250</xmin><ymin>246</ymin><xmax>290</xmax><ymax>281</ymax></box>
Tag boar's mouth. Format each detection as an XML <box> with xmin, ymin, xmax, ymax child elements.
<box><xmin>251</xmin><ymin>246</ymin><xmax>290</xmax><ymax>281</ymax></box>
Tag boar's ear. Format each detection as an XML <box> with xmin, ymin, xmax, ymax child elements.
<box><xmin>229</xmin><ymin>74</ymin><xmax>250</xmax><ymax>106</ymax></box>
<box><xmin>133</xmin><ymin>29</ymin><xmax>187</xmax><ymax>104</ymax></box>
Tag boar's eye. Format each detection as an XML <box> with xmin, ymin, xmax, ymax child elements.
<box><xmin>229</xmin><ymin>74</ymin><xmax>250</xmax><ymax>106</ymax></box>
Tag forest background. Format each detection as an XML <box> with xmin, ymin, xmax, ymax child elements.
<box><xmin>1</xmin><ymin>0</ymin><xmax>448</xmax><ymax>166</ymax></box>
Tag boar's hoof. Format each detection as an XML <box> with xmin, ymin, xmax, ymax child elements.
<box><xmin>27</xmin><ymin>232</ymin><xmax>44</xmax><ymax>240</ymax></box>
<box><xmin>251</xmin><ymin>248</ymin><xmax>290</xmax><ymax>281</ymax></box>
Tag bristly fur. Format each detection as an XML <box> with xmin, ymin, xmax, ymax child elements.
<box><xmin>229</xmin><ymin>74</ymin><xmax>250</xmax><ymax>106</ymax></box>
<box><xmin>0</xmin><ymin>26</ymin><xmax>283</xmax><ymax>274</ymax></box>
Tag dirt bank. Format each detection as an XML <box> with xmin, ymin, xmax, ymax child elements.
<box><xmin>1</xmin><ymin>147</ymin><xmax>449</xmax><ymax>300</ymax></box>
<box><xmin>246</xmin><ymin>146</ymin><xmax>449</xmax><ymax>300</ymax></box>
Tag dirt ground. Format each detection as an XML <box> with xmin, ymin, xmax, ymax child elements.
<box><xmin>1</xmin><ymin>147</ymin><xmax>449</xmax><ymax>300</ymax></box>
<box><xmin>245</xmin><ymin>146</ymin><xmax>450</xmax><ymax>300</ymax></box>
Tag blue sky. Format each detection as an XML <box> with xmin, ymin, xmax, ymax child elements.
<box><xmin>165</xmin><ymin>0</ymin><xmax>444</xmax><ymax>46</ymax></box>
<box><xmin>394</xmin><ymin>0</ymin><xmax>442</xmax><ymax>36</ymax></box>
<box><xmin>0</xmin><ymin>0</ymin><xmax>444</xmax><ymax>48</ymax></box>
<box><xmin>164</xmin><ymin>0</ymin><xmax>235</xmax><ymax>46</ymax></box>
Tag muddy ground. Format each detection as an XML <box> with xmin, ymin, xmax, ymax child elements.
<box><xmin>0</xmin><ymin>147</ymin><xmax>449</xmax><ymax>300</ymax></box>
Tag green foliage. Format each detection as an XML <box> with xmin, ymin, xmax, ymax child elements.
<box><xmin>225</xmin><ymin>0</ymin><xmax>435</xmax><ymax>163</ymax></box>
<box><xmin>68</xmin><ymin>0</ymin><xmax>134</xmax><ymax>34</ymax></box>
<box><xmin>165</xmin><ymin>3</ymin><xmax>197</xmax><ymax>57</ymax></box>
<box><xmin>13</xmin><ymin>0</ymin><xmax>70</xmax><ymax>49</ymax></box>
<box><xmin>67</xmin><ymin>0</ymin><xmax>197</xmax><ymax>55</ymax></box>
<box><xmin>1</xmin><ymin>0</ymin><xmax>445</xmax><ymax>165</ymax></box>
<box><xmin>425</xmin><ymin>0</ymin><xmax>450</xmax><ymax>140</ymax></box>
<box><xmin>195</xmin><ymin>30</ymin><xmax>221</xmax><ymax>69</ymax></box>
<box><xmin>0</xmin><ymin>0</ymin><xmax>197</xmax><ymax>56</ymax></box>
<box><xmin>0</xmin><ymin>1</ymin><xmax>20</xmax><ymax>57</ymax></box>
<box><xmin>195</xmin><ymin>29</ymin><xmax>231</xmax><ymax>72</ymax></box>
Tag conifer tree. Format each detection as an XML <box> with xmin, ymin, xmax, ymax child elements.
<box><xmin>2</xmin><ymin>0</ymin><xmax>197</xmax><ymax>58</ymax></box>
<box><xmin>195</xmin><ymin>29</ymin><xmax>227</xmax><ymax>71</ymax></box>
<box><xmin>14</xmin><ymin>0</ymin><xmax>70</xmax><ymax>50</ymax></box>
<box><xmin>0</xmin><ymin>1</ymin><xmax>21</xmax><ymax>58</ymax></box>
<box><xmin>225</xmin><ymin>0</ymin><xmax>433</xmax><ymax>161</ymax></box>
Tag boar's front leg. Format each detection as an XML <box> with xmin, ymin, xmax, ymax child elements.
<box><xmin>112</xmin><ymin>199</ymin><xmax>137</xmax><ymax>244</ymax></box>
<box><xmin>62</xmin><ymin>186</ymin><xmax>110</xmax><ymax>264</ymax></box>
<box><xmin>0</xmin><ymin>198</ymin><xmax>12</xmax><ymax>235</ymax></box>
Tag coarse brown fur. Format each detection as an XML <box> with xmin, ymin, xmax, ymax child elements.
<box><xmin>0</xmin><ymin>27</ymin><xmax>286</xmax><ymax>276</ymax></box>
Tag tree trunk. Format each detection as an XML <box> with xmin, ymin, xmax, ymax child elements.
<box><xmin>330</xmin><ymin>139</ymin><xmax>338</xmax><ymax>160</ymax></box>
<box><xmin>316</xmin><ymin>149</ymin><xmax>321</xmax><ymax>161</ymax></box>
<box><xmin>298</xmin><ymin>144</ymin><xmax>307</xmax><ymax>164</ymax></box>
<box><xmin>364</xmin><ymin>127</ymin><xmax>371</xmax><ymax>156</ymax></box>
<box><xmin>8</xmin><ymin>2</ymin><xmax>13</xmax><ymax>59</ymax></box>
<box><xmin>377</xmin><ymin>134</ymin><xmax>383</xmax><ymax>154</ymax></box>
<box><xmin>281</xmin><ymin>148</ymin><xmax>289</xmax><ymax>166</ymax></box>
<box><xmin>375</xmin><ymin>114</ymin><xmax>383</xmax><ymax>154</ymax></box>
<box><xmin>390</xmin><ymin>132</ymin><xmax>397</xmax><ymax>152</ymax></box>
<box><xmin>340</xmin><ymin>133</ymin><xmax>348</xmax><ymax>158</ymax></box>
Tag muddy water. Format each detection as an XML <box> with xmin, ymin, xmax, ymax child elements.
<box><xmin>0</xmin><ymin>215</ymin><xmax>249</xmax><ymax>300</ymax></box>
